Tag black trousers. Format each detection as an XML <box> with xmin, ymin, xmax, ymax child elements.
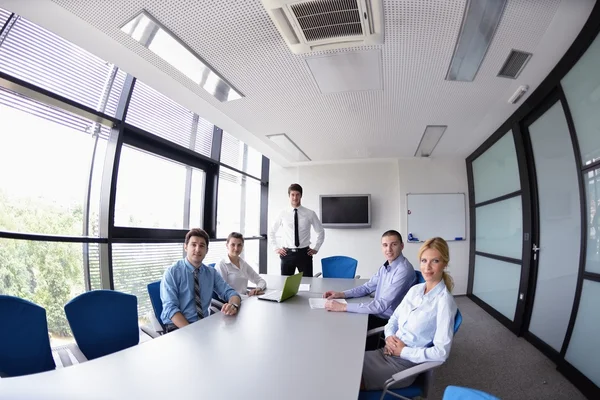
<box><xmin>280</xmin><ymin>248</ymin><xmax>313</xmax><ymax>277</ymax></box>
<box><xmin>365</xmin><ymin>314</ymin><xmax>389</xmax><ymax>351</ymax></box>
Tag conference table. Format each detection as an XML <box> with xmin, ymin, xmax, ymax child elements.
<box><xmin>0</xmin><ymin>275</ymin><xmax>369</xmax><ymax>399</ymax></box>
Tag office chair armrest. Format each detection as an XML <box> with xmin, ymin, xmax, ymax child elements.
<box><xmin>211</xmin><ymin>298</ymin><xmax>224</xmax><ymax>309</ymax></box>
<box><xmin>314</xmin><ymin>272</ymin><xmax>322</xmax><ymax>278</ymax></box>
<box><xmin>366</xmin><ymin>326</ymin><xmax>386</xmax><ymax>337</ymax></box>
<box><xmin>140</xmin><ymin>325</ymin><xmax>160</xmax><ymax>339</ymax></box>
<box><xmin>355</xmin><ymin>275</ymin><xmax>361</xmax><ymax>279</ymax></box>
<box><xmin>387</xmin><ymin>361</ymin><xmax>444</xmax><ymax>384</ymax></box>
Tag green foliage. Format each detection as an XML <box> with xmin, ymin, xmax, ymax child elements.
<box><xmin>0</xmin><ymin>190</ymin><xmax>84</xmax><ymax>336</ymax></box>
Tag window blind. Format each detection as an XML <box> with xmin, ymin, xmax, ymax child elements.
<box><xmin>126</xmin><ymin>80</ymin><xmax>213</xmax><ymax>158</ymax></box>
<box><xmin>0</xmin><ymin>16</ymin><xmax>122</xmax><ymax>115</ymax></box>
<box><xmin>112</xmin><ymin>243</ymin><xmax>183</xmax><ymax>317</ymax></box>
<box><xmin>220</xmin><ymin>131</ymin><xmax>262</xmax><ymax>178</ymax></box>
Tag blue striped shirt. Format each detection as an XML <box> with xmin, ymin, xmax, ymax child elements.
<box><xmin>160</xmin><ymin>258</ymin><xmax>239</xmax><ymax>324</ymax></box>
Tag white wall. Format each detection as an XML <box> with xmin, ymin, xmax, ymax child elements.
<box><xmin>268</xmin><ymin>158</ymin><xmax>470</xmax><ymax>295</ymax></box>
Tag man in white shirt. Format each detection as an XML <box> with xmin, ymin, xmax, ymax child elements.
<box><xmin>269</xmin><ymin>183</ymin><xmax>325</xmax><ymax>276</ymax></box>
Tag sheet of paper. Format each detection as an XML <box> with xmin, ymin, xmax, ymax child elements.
<box><xmin>308</xmin><ymin>298</ymin><xmax>347</xmax><ymax>309</ymax></box>
<box><xmin>299</xmin><ymin>283</ymin><xmax>311</xmax><ymax>292</ymax></box>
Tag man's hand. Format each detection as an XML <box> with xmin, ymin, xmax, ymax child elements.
<box><xmin>248</xmin><ymin>288</ymin><xmax>264</xmax><ymax>296</ymax></box>
<box><xmin>384</xmin><ymin>336</ymin><xmax>405</xmax><ymax>356</ymax></box>
<box><xmin>324</xmin><ymin>299</ymin><xmax>347</xmax><ymax>312</ymax></box>
<box><xmin>323</xmin><ymin>290</ymin><xmax>345</xmax><ymax>299</ymax></box>
<box><xmin>307</xmin><ymin>248</ymin><xmax>318</xmax><ymax>256</ymax></box>
<box><xmin>221</xmin><ymin>303</ymin><xmax>238</xmax><ymax>316</ymax></box>
<box><xmin>276</xmin><ymin>248</ymin><xmax>287</xmax><ymax>256</ymax></box>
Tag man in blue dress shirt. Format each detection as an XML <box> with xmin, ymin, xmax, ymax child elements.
<box><xmin>323</xmin><ymin>230</ymin><xmax>416</xmax><ymax>350</ymax></box>
<box><xmin>160</xmin><ymin>228</ymin><xmax>241</xmax><ymax>332</ymax></box>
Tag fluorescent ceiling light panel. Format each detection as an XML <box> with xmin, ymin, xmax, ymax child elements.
<box><xmin>414</xmin><ymin>126</ymin><xmax>447</xmax><ymax>157</ymax></box>
<box><xmin>121</xmin><ymin>11</ymin><xmax>243</xmax><ymax>102</ymax></box>
<box><xmin>266</xmin><ymin>134</ymin><xmax>311</xmax><ymax>162</ymax></box>
<box><xmin>446</xmin><ymin>0</ymin><xmax>507</xmax><ymax>82</ymax></box>
<box><xmin>305</xmin><ymin>50</ymin><xmax>382</xmax><ymax>94</ymax></box>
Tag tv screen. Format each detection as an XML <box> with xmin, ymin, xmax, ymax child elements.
<box><xmin>320</xmin><ymin>195</ymin><xmax>371</xmax><ymax>228</ymax></box>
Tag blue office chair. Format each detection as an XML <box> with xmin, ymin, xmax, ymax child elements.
<box><xmin>415</xmin><ymin>270</ymin><xmax>425</xmax><ymax>284</ymax></box>
<box><xmin>359</xmin><ymin>309</ymin><xmax>463</xmax><ymax>400</ymax></box>
<box><xmin>443</xmin><ymin>386</ymin><xmax>500</xmax><ymax>400</ymax></box>
<box><xmin>147</xmin><ymin>281</ymin><xmax>166</xmax><ymax>335</ymax></box>
<box><xmin>64</xmin><ymin>290</ymin><xmax>139</xmax><ymax>360</ymax></box>
<box><xmin>0</xmin><ymin>295</ymin><xmax>55</xmax><ymax>377</ymax></box>
<box><xmin>208</xmin><ymin>263</ymin><xmax>216</xmax><ymax>268</ymax></box>
<box><xmin>314</xmin><ymin>256</ymin><xmax>360</xmax><ymax>279</ymax></box>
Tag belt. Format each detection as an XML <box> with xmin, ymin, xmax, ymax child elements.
<box><xmin>286</xmin><ymin>247</ymin><xmax>309</xmax><ymax>252</ymax></box>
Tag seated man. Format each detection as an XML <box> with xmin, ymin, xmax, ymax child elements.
<box><xmin>323</xmin><ymin>230</ymin><xmax>416</xmax><ymax>350</ymax></box>
<box><xmin>160</xmin><ymin>228</ymin><xmax>241</xmax><ymax>332</ymax></box>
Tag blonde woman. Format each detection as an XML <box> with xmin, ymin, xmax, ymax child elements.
<box><xmin>361</xmin><ymin>237</ymin><xmax>457</xmax><ymax>390</ymax></box>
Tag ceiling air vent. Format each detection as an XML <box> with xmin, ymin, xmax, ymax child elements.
<box><xmin>498</xmin><ymin>50</ymin><xmax>532</xmax><ymax>79</ymax></box>
<box><xmin>261</xmin><ymin>0</ymin><xmax>384</xmax><ymax>54</ymax></box>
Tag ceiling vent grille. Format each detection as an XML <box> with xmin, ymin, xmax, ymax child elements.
<box><xmin>262</xmin><ymin>0</ymin><xmax>384</xmax><ymax>54</ymax></box>
<box><xmin>498</xmin><ymin>49</ymin><xmax>532</xmax><ymax>79</ymax></box>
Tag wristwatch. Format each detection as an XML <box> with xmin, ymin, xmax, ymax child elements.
<box><xmin>230</xmin><ymin>303</ymin><xmax>239</xmax><ymax>311</ymax></box>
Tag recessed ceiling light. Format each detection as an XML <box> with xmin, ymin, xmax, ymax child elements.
<box><xmin>121</xmin><ymin>11</ymin><xmax>243</xmax><ymax>102</ymax></box>
<box><xmin>414</xmin><ymin>126</ymin><xmax>447</xmax><ymax>157</ymax></box>
<box><xmin>446</xmin><ymin>0</ymin><xmax>507</xmax><ymax>82</ymax></box>
<box><xmin>266</xmin><ymin>133</ymin><xmax>311</xmax><ymax>162</ymax></box>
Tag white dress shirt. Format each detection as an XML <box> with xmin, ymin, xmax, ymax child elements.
<box><xmin>268</xmin><ymin>205</ymin><xmax>325</xmax><ymax>251</ymax></box>
<box><xmin>384</xmin><ymin>281</ymin><xmax>457</xmax><ymax>364</ymax></box>
<box><xmin>216</xmin><ymin>256</ymin><xmax>267</xmax><ymax>295</ymax></box>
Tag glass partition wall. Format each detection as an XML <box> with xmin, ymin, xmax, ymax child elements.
<box><xmin>467</xmin><ymin>9</ymin><xmax>600</xmax><ymax>398</ymax></box>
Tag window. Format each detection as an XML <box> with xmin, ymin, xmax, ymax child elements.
<box><xmin>0</xmin><ymin>15</ymin><xmax>125</xmax><ymax>116</ymax></box>
<box><xmin>221</xmin><ymin>131</ymin><xmax>262</xmax><ymax>178</ymax></box>
<box><xmin>114</xmin><ymin>145</ymin><xmax>205</xmax><ymax>229</ymax></box>
<box><xmin>125</xmin><ymin>80</ymin><xmax>213</xmax><ymax>156</ymax></box>
<box><xmin>0</xmin><ymin>87</ymin><xmax>107</xmax><ymax>236</ymax></box>
<box><xmin>216</xmin><ymin>167</ymin><xmax>261</xmax><ymax>238</ymax></box>
<box><xmin>0</xmin><ymin>238</ymin><xmax>85</xmax><ymax>345</ymax></box>
<box><xmin>111</xmin><ymin>243</ymin><xmax>182</xmax><ymax>320</ymax></box>
<box><xmin>562</xmin><ymin>33</ymin><xmax>600</xmax><ymax>166</ymax></box>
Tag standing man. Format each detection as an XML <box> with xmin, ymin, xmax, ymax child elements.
<box><xmin>160</xmin><ymin>228</ymin><xmax>241</xmax><ymax>332</ymax></box>
<box><xmin>323</xmin><ymin>230</ymin><xmax>416</xmax><ymax>350</ymax></box>
<box><xmin>269</xmin><ymin>183</ymin><xmax>325</xmax><ymax>277</ymax></box>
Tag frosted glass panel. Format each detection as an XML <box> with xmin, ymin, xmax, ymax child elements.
<box><xmin>472</xmin><ymin>255</ymin><xmax>520</xmax><ymax>321</ymax></box>
<box><xmin>562</xmin><ymin>33</ymin><xmax>600</xmax><ymax>166</ymax></box>
<box><xmin>585</xmin><ymin>167</ymin><xmax>600</xmax><ymax>273</ymax></box>
<box><xmin>473</xmin><ymin>132</ymin><xmax>520</xmax><ymax>204</ymax></box>
<box><xmin>475</xmin><ymin>196</ymin><xmax>522</xmax><ymax>260</ymax></box>
<box><xmin>527</xmin><ymin>102</ymin><xmax>580</xmax><ymax>351</ymax></box>
<box><xmin>565</xmin><ymin>280</ymin><xmax>600</xmax><ymax>387</ymax></box>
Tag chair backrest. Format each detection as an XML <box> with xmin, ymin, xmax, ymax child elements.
<box><xmin>147</xmin><ymin>281</ymin><xmax>165</xmax><ymax>331</ymax></box>
<box><xmin>0</xmin><ymin>295</ymin><xmax>55</xmax><ymax>377</ymax></box>
<box><xmin>208</xmin><ymin>263</ymin><xmax>216</xmax><ymax>268</ymax></box>
<box><xmin>64</xmin><ymin>290</ymin><xmax>139</xmax><ymax>360</ymax></box>
<box><xmin>320</xmin><ymin>256</ymin><xmax>358</xmax><ymax>279</ymax></box>
<box><xmin>415</xmin><ymin>270</ymin><xmax>426</xmax><ymax>283</ymax></box>
<box><xmin>454</xmin><ymin>309</ymin><xmax>463</xmax><ymax>334</ymax></box>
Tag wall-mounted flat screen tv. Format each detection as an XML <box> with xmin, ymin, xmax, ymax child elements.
<box><xmin>320</xmin><ymin>194</ymin><xmax>371</xmax><ymax>229</ymax></box>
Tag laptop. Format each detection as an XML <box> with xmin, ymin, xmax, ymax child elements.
<box><xmin>257</xmin><ymin>272</ymin><xmax>303</xmax><ymax>303</ymax></box>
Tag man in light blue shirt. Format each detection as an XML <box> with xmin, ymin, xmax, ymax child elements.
<box><xmin>160</xmin><ymin>228</ymin><xmax>241</xmax><ymax>332</ymax></box>
<box><xmin>324</xmin><ymin>230</ymin><xmax>416</xmax><ymax>349</ymax></box>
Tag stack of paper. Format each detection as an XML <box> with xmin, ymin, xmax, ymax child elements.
<box><xmin>308</xmin><ymin>298</ymin><xmax>347</xmax><ymax>309</ymax></box>
<box><xmin>299</xmin><ymin>284</ymin><xmax>311</xmax><ymax>292</ymax></box>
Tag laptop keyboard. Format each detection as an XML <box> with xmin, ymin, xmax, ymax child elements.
<box><xmin>261</xmin><ymin>290</ymin><xmax>282</xmax><ymax>300</ymax></box>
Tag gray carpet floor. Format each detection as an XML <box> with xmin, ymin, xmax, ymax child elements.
<box><xmin>429</xmin><ymin>297</ymin><xmax>586</xmax><ymax>400</ymax></box>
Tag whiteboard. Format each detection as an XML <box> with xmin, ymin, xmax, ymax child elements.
<box><xmin>407</xmin><ymin>193</ymin><xmax>466</xmax><ymax>242</ymax></box>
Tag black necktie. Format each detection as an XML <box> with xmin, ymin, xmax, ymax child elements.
<box><xmin>294</xmin><ymin>208</ymin><xmax>300</xmax><ymax>248</ymax></box>
<box><xmin>193</xmin><ymin>268</ymin><xmax>203</xmax><ymax>320</ymax></box>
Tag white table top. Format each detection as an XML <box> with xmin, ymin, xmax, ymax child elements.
<box><xmin>0</xmin><ymin>276</ymin><xmax>369</xmax><ymax>400</ymax></box>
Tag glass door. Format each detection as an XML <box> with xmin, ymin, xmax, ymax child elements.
<box><xmin>522</xmin><ymin>96</ymin><xmax>581</xmax><ymax>355</ymax></box>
